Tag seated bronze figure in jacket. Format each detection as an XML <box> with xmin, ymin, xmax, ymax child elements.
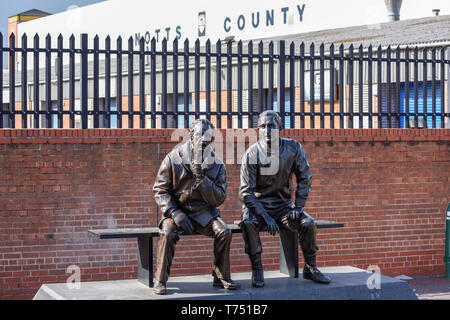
<box><xmin>153</xmin><ymin>118</ymin><xmax>240</xmax><ymax>295</ymax></box>
<box><xmin>239</xmin><ymin>110</ymin><xmax>331</xmax><ymax>287</ymax></box>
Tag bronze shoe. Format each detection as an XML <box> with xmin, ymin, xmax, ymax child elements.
<box><xmin>303</xmin><ymin>265</ymin><xmax>331</xmax><ymax>284</ymax></box>
<box><xmin>153</xmin><ymin>281</ymin><xmax>167</xmax><ymax>295</ymax></box>
<box><xmin>251</xmin><ymin>268</ymin><xmax>265</xmax><ymax>288</ymax></box>
<box><xmin>212</xmin><ymin>271</ymin><xmax>241</xmax><ymax>290</ymax></box>
<box><xmin>248</xmin><ymin>254</ymin><xmax>265</xmax><ymax>288</ymax></box>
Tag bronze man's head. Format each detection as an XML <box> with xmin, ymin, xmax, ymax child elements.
<box><xmin>189</xmin><ymin>118</ymin><xmax>215</xmax><ymax>151</ymax></box>
<box><xmin>257</xmin><ymin>110</ymin><xmax>282</xmax><ymax>146</ymax></box>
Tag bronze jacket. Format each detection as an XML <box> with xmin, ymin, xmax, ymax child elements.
<box><xmin>239</xmin><ymin>138</ymin><xmax>312</xmax><ymax>218</ymax></box>
<box><xmin>153</xmin><ymin>141</ymin><xmax>227</xmax><ymax>227</ymax></box>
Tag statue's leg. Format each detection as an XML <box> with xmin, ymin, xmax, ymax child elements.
<box><xmin>276</xmin><ymin>207</ymin><xmax>299</xmax><ymax>277</ymax></box>
<box><xmin>239</xmin><ymin>208</ymin><xmax>265</xmax><ymax>288</ymax></box>
<box><xmin>201</xmin><ymin>217</ymin><xmax>232</xmax><ymax>280</ymax></box>
<box><xmin>198</xmin><ymin>217</ymin><xmax>240</xmax><ymax>289</ymax></box>
<box><xmin>297</xmin><ymin>211</ymin><xmax>318</xmax><ymax>266</ymax></box>
<box><xmin>154</xmin><ymin>218</ymin><xmax>180</xmax><ymax>286</ymax></box>
<box><xmin>297</xmin><ymin>212</ymin><xmax>330</xmax><ymax>284</ymax></box>
<box><xmin>239</xmin><ymin>207</ymin><xmax>263</xmax><ymax>256</ymax></box>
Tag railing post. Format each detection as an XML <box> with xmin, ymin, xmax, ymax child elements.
<box><xmin>300</xmin><ymin>42</ymin><xmax>305</xmax><ymax>128</ymax></box>
<box><xmin>268</xmin><ymin>41</ymin><xmax>274</xmax><ymax>111</ymax></box>
<box><xmin>405</xmin><ymin>47</ymin><xmax>410</xmax><ymax>128</ymax></box>
<box><xmin>21</xmin><ymin>34</ymin><xmax>28</xmax><ymax>129</ymax></box>
<box><xmin>248</xmin><ymin>40</ymin><xmax>254</xmax><ymax>128</ymax></box>
<box><xmin>117</xmin><ymin>36</ymin><xmax>123</xmax><ymax>129</ymax></box>
<box><xmin>57</xmin><ymin>34</ymin><xmax>64</xmax><ymax>129</ymax></box>
<box><xmin>358</xmin><ymin>44</ymin><xmax>364</xmax><ymax>129</ymax></box>
<box><xmin>205</xmin><ymin>39</ymin><xmax>211</xmax><ymax>122</ymax></box>
<box><xmin>340</xmin><ymin>44</ymin><xmax>345</xmax><ymax>129</ymax></box>
<box><xmin>439</xmin><ymin>48</ymin><xmax>445</xmax><ymax>128</ymax></box>
<box><xmin>423</xmin><ymin>48</ymin><xmax>428</xmax><ymax>127</ymax></box>
<box><xmin>194</xmin><ymin>39</ymin><xmax>200</xmax><ymax>121</ymax></box>
<box><xmin>81</xmin><ymin>33</ymin><xmax>88</xmax><ymax>129</ymax></box>
<box><xmin>128</xmin><ymin>36</ymin><xmax>134</xmax><ymax>129</ymax></box>
<box><xmin>348</xmin><ymin>44</ymin><xmax>354</xmax><ymax>129</ymax></box>
<box><xmin>329</xmin><ymin>43</ymin><xmax>335</xmax><ymax>129</ymax></box>
<box><xmin>289</xmin><ymin>42</ymin><xmax>295</xmax><ymax>129</ymax></box>
<box><xmin>69</xmin><ymin>35</ymin><xmax>75</xmax><ymax>128</ymax></box>
<box><xmin>377</xmin><ymin>46</ymin><xmax>383</xmax><ymax>129</ymax></box>
<box><xmin>309</xmin><ymin>43</ymin><xmax>315</xmax><ymax>128</ymax></box>
<box><xmin>431</xmin><ymin>48</ymin><xmax>437</xmax><ymax>129</ymax></box>
<box><xmin>0</xmin><ymin>33</ymin><xmax>3</xmax><ymax>128</ymax></box>
<box><xmin>320</xmin><ymin>43</ymin><xmax>325</xmax><ymax>129</ymax></box>
<box><xmin>9</xmin><ymin>33</ymin><xmax>15</xmax><ymax>128</ymax></box>
<box><xmin>161</xmin><ymin>37</ymin><xmax>167</xmax><ymax>128</ymax></box>
<box><xmin>447</xmin><ymin>47</ymin><xmax>450</xmax><ymax>128</ymax></box>
<box><xmin>237</xmin><ymin>40</ymin><xmax>243</xmax><ymax>128</ymax></box>
<box><xmin>226</xmin><ymin>40</ymin><xmax>232</xmax><ymax>128</ymax></box>
<box><xmin>183</xmin><ymin>39</ymin><xmax>189</xmax><ymax>129</ymax></box>
<box><xmin>45</xmin><ymin>34</ymin><xmax>51</xmax><ymax>128</ymax></box>
<box><xmin>215</xmin><ymin>39</ymin><xmax>222</xmax><ymax>128</ymax></box>
<box><xmin>277</xmin><ymin>40</ymin><xmax>285</xmax><ymax>127</ymax></box>
<box><xmin>93</xmin><ymin>35</ymin><xmax>99</xmax><ymax>128</ymax></box>
<box><xmin>139</xmin><ymin>37</ymin><xmax>146</xmax><ymax>129</ymax></box>
<box><xmin>414</xmin><ymin>47</ymin><xmax>419</xmax><ymax>128</ymax></box>
<box><xmin>172</xmin><ymin>38</ymin><xmax>178</xmax><ymax>128</ymax></box>
<box><xmin>258</xmin><ymin>41</ymin><xmax>264</xmax><ymax>117</ymax></box>
<box><xmin>445</xmin><ymin>202</ymin><xmax>450</xmax><ymax>278</ymax></box>
<box><xmin>33</xmin><ymin>34</ymin><xmax>40</xmax><ymax>129</ymax></box>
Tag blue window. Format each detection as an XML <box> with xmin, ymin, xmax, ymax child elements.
<box><xmin>269</xmin><ymin>89</ymin><xmax>294</xmax><ymax>129</ymax></box>
<box><xmin>177</xmin><ymin>94</ymin><xmax>193</xmax><ymax>128</ymax></box>
<box><xmin>400</xmin><ymin>82</ymin><xmax>441</xmax><ymax>128</ymax></box>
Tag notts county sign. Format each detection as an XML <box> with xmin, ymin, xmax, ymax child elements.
<box><xmin>18</xmin><ymin>0</ymin><xmax>391</xmax><ymax>52</ymax></box>
<box><xmin>133</xmin><ymin>2</ymin><xmax>307</xmax><ymax>47</ymax></box>
<box><xmin>223</xmin><ymin>4</ymin><xmax>306</xmax><ymax>33</ymax></box>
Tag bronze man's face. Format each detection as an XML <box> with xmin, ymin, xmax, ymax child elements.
<box><xmin>191</xmin><ymin>122</ymin><xmax>214</xmax><ymax>152</ymax></box>
<box><xmin>258</xmin><ymin>115</ymin><xmax>280</xmax><ymax>146</ymax></box>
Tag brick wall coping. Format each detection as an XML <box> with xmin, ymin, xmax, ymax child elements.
<box><xmin>0</xmin><ymin>128</ymin><xmax>449</xmax><ymax>144</ymax></box>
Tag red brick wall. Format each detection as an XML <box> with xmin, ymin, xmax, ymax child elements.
<box><xmin>0</xmin><ymin>128</ymin><xmax>449</xmax><ymax>299</ymax></box>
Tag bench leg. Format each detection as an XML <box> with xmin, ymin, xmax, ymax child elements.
<box><xmin>279</xmin><ymin>230</ymin><xmax>299</xmax><ymax>278</ymax></box>
<box><xmin>137</xmin><ymin>236</ymin><xmax>153</xmax><ymax>287</ymax></box>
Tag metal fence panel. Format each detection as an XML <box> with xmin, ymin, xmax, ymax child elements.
<box><xmin>1</xmin><ymin>32</ymin><xmax>449</xmax><ymax>129</ymax></box>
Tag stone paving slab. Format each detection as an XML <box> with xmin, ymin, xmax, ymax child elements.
<box><xmin>406</xmin><ymin>276</ymin><xmax>450</xmax><ymax>300</ymax></box>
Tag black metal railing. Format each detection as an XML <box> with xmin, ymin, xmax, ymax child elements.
<box><xmin>1</xmin><ymin>32</ymin><xmax>449</xmax><ymax>129</ymax></box>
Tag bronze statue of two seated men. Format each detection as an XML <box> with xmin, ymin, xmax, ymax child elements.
<box><xmin>152</xmin><ymin>111</ymin><xmax>330</xmax><ymax>295</ymax></box>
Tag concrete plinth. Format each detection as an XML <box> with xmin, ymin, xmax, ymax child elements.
<box><xmin>33</xmin><ymin>266</ymin><xmax>417</xmax><ymax>300</ymax></box>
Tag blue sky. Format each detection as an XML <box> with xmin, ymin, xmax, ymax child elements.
<box><xmin>0</xmin><ymin>0</ymin><xmax>106</xmax><ymax>45</ymax></box>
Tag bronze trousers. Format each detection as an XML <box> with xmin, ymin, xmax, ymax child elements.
<box><xmin>240</xmin><ymin>207</ymin><xmax>319</xmax><ymax>266</ymax></box>
<box><xmin>155</xmin><ymin>216</ymin><xmax>232</xmax><ymax>283</ymax></box>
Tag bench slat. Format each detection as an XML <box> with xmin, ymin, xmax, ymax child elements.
<box><xmin>88</xmin><ymin>220</ymin><xmax>343</xmax><ymax>239</ymax></box>
<box><xmin>88</xmin><ymin>228</ymin><xmax>160</xmax><ymax>239</ymax></box>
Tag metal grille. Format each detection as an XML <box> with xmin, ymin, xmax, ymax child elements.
<box><xmin>1</xmin><ymin>33</ymin><xmax>450</xmax><ymax>129</ymax></box>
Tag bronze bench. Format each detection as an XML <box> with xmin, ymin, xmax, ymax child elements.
<box><xmin>88</xmin><ymin>220</ymin><xmax>344</xmax><ymax>287</ymax></box>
